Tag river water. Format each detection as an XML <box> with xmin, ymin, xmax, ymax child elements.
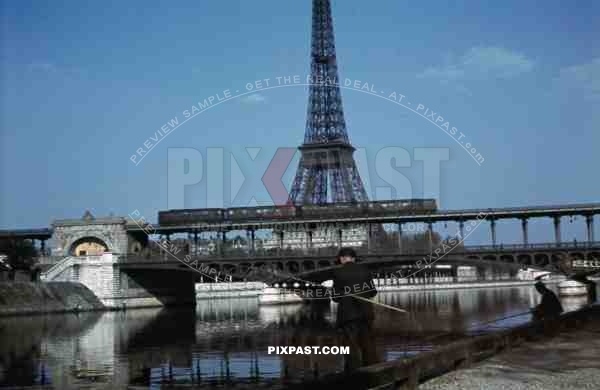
<box><xmin>0</xmin><ymin>284</ymin><xmax>592</xmax><ymax>389</ymax></box>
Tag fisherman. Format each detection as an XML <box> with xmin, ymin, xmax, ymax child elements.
<box><xmin>331</xmin><ymin>247</ymin><xmax>378</xmax><ymax>371</ymax></box>
<box><xmin>531</xmin><ymin>281</ymin><xmax>563</xmax><ymax>321</ymax></box>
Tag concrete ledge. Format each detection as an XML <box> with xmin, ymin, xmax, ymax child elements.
<box><xmin>0</xmin><ymin>281</ymin><xmax>106</xmax><ymax>316</ymax></box>
<box><xmin>375</xmin><ymin>280</ymin><xmax>552</xmax><ymax>292</ymax></box>
<box><xmin>101</xmin><ymin>296</ymin><xmax>165</xmax><ymax>308</ymax></box>
<box><xmin>195</xmin><ymin>282</ymin><xmax>266</xmax><ymax>300</ymax></box>
<box><xmin>259</xmin><ymin>287</ymin><xmax>304</xmax><ymax>305</ymax></box>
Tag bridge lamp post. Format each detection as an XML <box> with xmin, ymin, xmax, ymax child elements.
<box><xmin>490</xmin><ymin>219</ymin><xmax>497</xmax><ymax>248</ymax></box>
<box><xmin>458</xmin><ymin>220</ymin><xmax>465</xmax><ymax>241</ymax></box>
<box><xmin>397</xmin><ymin>223</ymin><xmax>403</xmax><ymax>254</ymax></box>
<box><xmin>521</xmin><ymin>218</ymin><xmax>529</xmax><ymax>246</ymax></box>
<box><xmin>553</xmin><ymin>216</ymin><xmax>562</xmax><ymax>246</ymax></box>
<box><xmin>427</xmin><ymin>222</ymin><xmax>434</xmax><ymax>253</ymax></box>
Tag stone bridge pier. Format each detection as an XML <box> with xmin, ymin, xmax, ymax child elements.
<box><xmin>39</xmin><ymin>211</ymin><xmax>194</xmax><ymax>308</ymax></box>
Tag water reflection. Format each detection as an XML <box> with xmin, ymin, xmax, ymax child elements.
<box><xmin>0</xmin><ymin>283</ymin><xmax>594</xmax><ymax>389</ymax></box>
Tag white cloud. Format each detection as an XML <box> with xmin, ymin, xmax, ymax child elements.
<box><xmin>557</xmin><ymin>58</ymin><xmax>600</xmax><ymax>101</ymax></box>
<box><xmin>28</xmin><ymin>62</ymin><xmax>56</xmax><ymax>73</ymax></box>
<box><xmin>241</xmin><ymin>93</ymin><xmax>267</xmax><ymax>104</ymax></box>
<box><xmin>417</xmin><ymin>47</ymin><xmax>534</xmax><ymax>93</ymax></box>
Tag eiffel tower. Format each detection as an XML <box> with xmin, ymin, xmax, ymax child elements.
<box><xmin>289</xmin><ymin>0</ymin><xmax>369</xmax><ymax>205</ymax></box>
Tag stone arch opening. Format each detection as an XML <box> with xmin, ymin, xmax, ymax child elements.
<box><xmin>286</xmin><ymin>262</ymin><xmax>299</xmax><ymax>274</ymax></box>
<box><xmin>302</xmin><ymin>261</ymin><xmax>316</xmax><ymax>272</ymax></box>
<box><xmin>570</xmin><ymin>252</ymin><xmax>585</xmax><ymax>260</ymax></box>
<box><xmin>222</xmin><ymin>264</ymin><xmax>236</xmax><ymax>277</ymax></box>
<box><xmin>318</xmin><ymin>260</ymin><xmax>331</xmax><ymax>268</ymax></box>
<box><xmin>70</xmin><ymin>236</ymin><xmax>109</xmax><ymax>256</ymax></box>
<box><xmin>500</xmin><ymin>254</ymin><xmax>514</xmax><ymax>263</ymax></box>
<box><xmin>534</xmin><ymin>253</ymin><xmax>549</xmax><ymax>267</ymax></box>
<box><xmin>517</xmin><ymin>254</ymin><xmax>532</xmax><ymax>266</ymax></box>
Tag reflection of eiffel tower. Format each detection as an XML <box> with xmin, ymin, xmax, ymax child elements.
<box><xmin>289</xmin><ymin>0</ymin><xmax>369</xmax><ymax>205</ymax></box>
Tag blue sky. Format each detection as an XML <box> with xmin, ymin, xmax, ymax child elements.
<box><xmin>0</xmin><ymin>0</ymin><xmax>598</xmax><ymax>244</ymax></box>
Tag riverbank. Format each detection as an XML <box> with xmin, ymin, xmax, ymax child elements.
<box><xmin>419</xmin><ymin>304</ymin><xmax>600</xmax><ymax>389</ymax></box>
<box><xmin>280</xmin><ymin>303</ymin><xmax>599</xmax><ymax>389</ymax></box>
<box><xmin>0</xmin><ymin>282</ymin><xmax>105</xmax><ymax>316</ymax></box>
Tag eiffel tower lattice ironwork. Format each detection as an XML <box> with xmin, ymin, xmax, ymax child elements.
<box><xmin>289</xmin><ymin>0</ymin><xmax>369</xmax><ymax>205</ymax></box>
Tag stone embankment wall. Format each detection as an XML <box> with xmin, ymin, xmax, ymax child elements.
<box><xmin>0</xmin><ymin>282</ymin><xmax>105</xmax><ymax>316</ymax></box>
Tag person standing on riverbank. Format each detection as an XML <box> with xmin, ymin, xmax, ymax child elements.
<box><xmin>532</xmin><ymin>281</ymin><xmax>563</xmax><ymax>321</ymax></box>
<box><xmin>331</xmin><ymin>247</ymin><xmax>378</xmax><ymax>371</ymax></box>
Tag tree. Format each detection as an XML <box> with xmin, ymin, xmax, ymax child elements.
<box><xmin>0</xmin><ymin>238</ymin><xmax>38</xmax><ymax>272</ymax></box>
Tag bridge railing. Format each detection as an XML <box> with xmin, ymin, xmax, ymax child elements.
<box><xmin>436</xmin><ymin>203</ymin><xmax>600</xmax><ymax>215</ymax></box>
<box><xmin>462</xmin><ymin>242</ymin><xmax>600</xmax><ymax>251</ymax></box>
<box><xmin>36</xmin><ymin>256</ymin><xmax>68</xmax><ymax>265</ymax></box>
<box><xmin>121</xmin><ymin>241</ymin><xmax>600</xmax><ymax>262</ymax></box>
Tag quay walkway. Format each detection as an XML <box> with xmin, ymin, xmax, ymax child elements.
<box><xmin>280</xmin><ymin>304</ymin><xmax>600</xmax><ymax>390</ymax></box>
<box><xmin>419</xmin><ymin>305</ymin><xmax>600</xmax><ymax>390</ymax></box>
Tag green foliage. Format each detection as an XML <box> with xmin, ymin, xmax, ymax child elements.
<box><xmin>0</xmin><ymin>239</ymin><xmax>38</xmax><ymax>270</ymax></box>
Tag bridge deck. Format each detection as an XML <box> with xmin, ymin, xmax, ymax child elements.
<box><xmin>130</xmin><ymin>203</ymin><xmax>600</xmax><ymax>232</ymax></box>
<box><xmin>1</xmin><ymin>203</ymin><xmax>598</xmax><ymax>237</ymax></box>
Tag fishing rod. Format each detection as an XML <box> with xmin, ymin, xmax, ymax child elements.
<box><xmin>420</xmin><ymin>310</ymin><xmax>533</xmax><ymax>343</ymax></box>
<box><xmin>249</xmin><ymin>265</ymin><xmax>566</xmax><ymax>350</ymax></box>
<box><xmin>465</xmin><ymin>310</ymin><xmax>532</xmax><ymax>331</ymax></box>
<box><xmin>352</xmin><ymin>295</ymin><xmax>408</xmax><ymax>313</ymax></box>
<box><xmin>251</xmin><ymin>265</ymin><xmax>410</xmax><ymax>314</ymax></box>
<box><xmin>256</xmin><ymin>267</ymin><xmax>554</xmax><ymax>330</ymax></box>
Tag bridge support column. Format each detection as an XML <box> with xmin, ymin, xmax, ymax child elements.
<box><xmin>586</xmin><ymin>215</ymin><xmax>595</xmax><ymax>242</ymax></box>
<box><xmin>490</xmin><ymin>219</ymin><xmax>497</xmax><ymax>247</ymax></box>
<box><xmin>161</xmin><ymin>235</ymin><xmax>168</xmax><ymax>260</ymax></box>
<box><xmin>521</xmin><ymin>218</ymin><xmax>529</xmax><ymax>245</ymax></box>
<box><xmin>337</xmin><ymin>228</ymin><xmax>343</xmax><ymax>248</ymax></box>
<box><xmin>367</xmin><ymin>224</ymin><xmax>372</xmax><ymax>252</ymax></box>
<box><xmin>194</xmin><ymin>231</ymin><xmax>198</xmax><ymax>255</ymax></box>
<box><xmin>306</xmin><ymin>229</ymin><xmax>313</xmax><ymax>251</ymax></box>
<box><xmin>278</xmin><ymin>231</ymin><xmax>284</xmax><ymax>251</ymax></box>
<box><xmin>554</xmin><ymin>216</ymin><xmax>562</xmax><ymax>245</ymax></box>
<box><xmin>164</xmin><ymin>234</ymin><xmax>172</xmax><ymax>259</ymax></box>
<box><xmin>459</xmin><ymin>220</ymin><xmax>465</xmax><ymax>241</ymax></box>
<box><xmin>250</xmin><ymin>229</ymin><xmax>256</xmax><ymax>254</ymax></box>
<box><xmin>219</xmin><ymin>231</ymin><xmax>227</xmax><ymax>256</ymax></box>
<box><xmin>40</xmin><ymin>239</ymin><xmax>46</xmax><ymax>255</ymax></box>
<box><xmin>397</xmin><ymin>223</ymin><xmax>403</xmax><ymax>254</ymax></box>
<box><xmin>427</xmin><ymin>222</ymin><xmax>434</xmax><ymax>252</ymax></box>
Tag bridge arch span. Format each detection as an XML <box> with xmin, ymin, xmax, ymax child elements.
<box><xmin>302</xmin><ymin>260</ymin><xmax>316</xmax><ymax>272</ymax></box>
<box><xmin>500</xmin><ymin>254</ymin><xmax>514</xmax><ymax>263</ymax></box>
<box><xmin>570</xmin><ymin>252</ymin><xmax>585</xmax><ymax>260</ymax></box>
<box><xmin>517</xmin><ymin>254</ymin><xmax>532</xmax><ymax>266</ymax></box>
<box><xmin>533</xmin><ymin>253</ymin><xmax>549</xmax><ymax>267</ymax></box>
<box><xmin>286</xmin><ymin>261</ymin><xmax>299</xmax><ymax>274</ymax></box>
<box><xmin>317</xmin><ymin>260</ymin><xmax>331</xmax><ymax>268</ymax></box>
